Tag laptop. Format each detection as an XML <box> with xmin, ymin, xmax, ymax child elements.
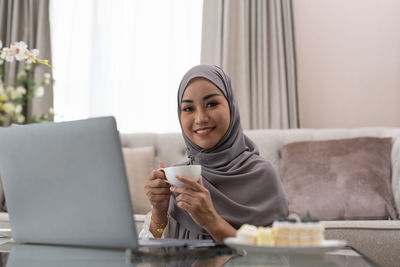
<box><xmin>0</xmin><ymin>117</ymin><xmax>213</xmax><ymax>249</ymax></box>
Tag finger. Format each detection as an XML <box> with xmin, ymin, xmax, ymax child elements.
<box><xmin>170</xmin><ymin>186</ymin><xmax>199</xmax><ymax>197</ymax></box>
<box><xmin>175</xmin><ymin>175</ymin><xmax>203</xmax><ymax>191</ymax></box>
<box><xmin>177</xmin><ymin>200</ymin><xmax>193</xmax><ymax>212</ymax></box>
<box><xmin>156</xmin><ymin>162</ymin><xmax>167</xmax><ymax>180</ymax></box>
<box><xmin>148</xmin><ymin>169</ymin><xmax>167</xmax><ymax>181</ymax></box>
<box><xmin>176</xmin><ymin>194</ymin><xmax>198</xmax><ymax>206</ymax></box>
<box><xmin>148</xmin><ymin>178</ymin><xmax>170</xmax><ymax>188</ymax></box>
<box><xmin>149</xmin><ymin>187</ymin><xmax>173</xmax><ymax>195</ymax></box>
<box><xmin>150</xmin><ymin>194</ymin><xmax>171</xmax><ymax>200</ymax></box>
<box><xmin>198</xmin><ymin>175</ymin><xmax>203</xmax><ymax>186</ymax></box>
<box><xmin>150</xmin><ymin>195</ymin><xmax>171</xmax><ymax>204</ymax></box>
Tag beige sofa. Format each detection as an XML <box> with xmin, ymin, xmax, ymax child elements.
<box><xmin>120</xmin><ymin>127</ymin><xmax>400</xmax><ymax>267</ymax></box>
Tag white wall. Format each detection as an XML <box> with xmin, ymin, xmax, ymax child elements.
<box><xmin>294</xmin><ymin>0</ymin><xmax>400</xmax><ymax>128</ymax></box>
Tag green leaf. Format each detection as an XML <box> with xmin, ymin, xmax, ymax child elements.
<box><xmin>15</xmin><ymin>98</ymin><xmax>24</xmax><ymax>104</ymax></box>
<box><xmin>27</xmin><ymin>79</ymin><xmax>35</xmax><ymax>87</ymax></box>
<box><xmin>39</xmin><ymin>114</ymin><xmax>48</xmax><ymax>121</ymax></box>
<box><xmin>14</xmin><ymin>79</ymin><xmax>24</xmax><ymax>87</ymax></box>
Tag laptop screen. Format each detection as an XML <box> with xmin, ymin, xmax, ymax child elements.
<box><xmin>0</xmin><ymin>117</ymin><xmax>138</xmax><ymax>249</ymax></box>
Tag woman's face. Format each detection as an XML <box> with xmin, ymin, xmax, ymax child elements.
<box><xmin>180</xmin><ymin>78</ymin><xmax>230</xmax><ymax>149</ymax></box>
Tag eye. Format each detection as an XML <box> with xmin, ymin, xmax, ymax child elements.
<box><xmin>206</xmin><ymin>102</ymin><xmax>218</xmax><ymax>108</ymax></box>
<box><xmin>182</xmin><ymin>106</ymin><xmax>193</xmax><ymax>112</ymax></box>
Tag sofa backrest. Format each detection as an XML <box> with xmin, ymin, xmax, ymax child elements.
<box><xmin>120</xmin><ymin>127</ymin><xmax>400</xmax><ymax>214</ymax></box>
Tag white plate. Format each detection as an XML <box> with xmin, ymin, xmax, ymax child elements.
<box><xmin>0</xmin><ymin>228</ymin><xmax>12</xmax><ymax>238</ymax></box>
<box><xmin>224</xmin><ymin>238</ymin><xmax>346</xmax><ymax>255</ymax></box>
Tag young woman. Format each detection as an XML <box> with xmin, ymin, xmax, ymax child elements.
<box><xmin>142</xmin><ymin>65</ymin><xmax>288</xmax><ymax>242</ymax></box>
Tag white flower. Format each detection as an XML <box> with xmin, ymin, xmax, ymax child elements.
<box><xmin>11</xmin><ymin>86</ymin><xmax>27</xmax><ymax>99</ymax></box>
<box><xmin>2</xmin><ymin>102</ymin><xmax>15</xmax><ymax>113</ymax></box>
<box><xmin>15</xmin><ymin>104</ymin><xmax>22</xmax><ymax>113</ymax></box>
<box><xmin>1</xmin><ymin>48</ymin><xmax>14</xmax><ymax>62</ymax></box>
<box><xmin>17</xmin><ymin>71</ymin><xmax>27</xmax><ymax>79</ymax></box>
<box><xmin>43</xmin><ymin>73</ymin><xmax>52</xmax><ymax>85</ymax></box>
<box><xmin>17</xmin><ymin>114</ymin><xmax>25</xmax><ymax>124</ymax></box>
<box><xmin>32</xmin><ymin>49</ymin><xmax>39</xmax><ymax>57</ymax></box>
<box><xmin>34</xmin><ymin>86</ymin><xmax>45</xmax><ymax>97</ymax></box>
<box><xmin>16</xmin><ymin>86</ymin><xmax>27</xmax><ymax>95</ymax></box>
<box><xmin>49</xmin><ymin>107</ymin><xmax>54</xmax><ymax>114</ymax></box>
<box><xmin>0</xmin><ymin>40</ymin><xmax>52</xmax><ymax>126</ymax></box>
<box><xmin>13</xmin><ymin>41</ymin><xmax>28</xmax><ymax>61</ymax></box>
<box><xmin>6</xmin><ymin>86</ymin><xmax>14</xmax><ymax>94</ymax></box>
<box><xmin>0</xmin><ymin>93</ymin><xmax>8</xmax><ymax>102</ymax></box>
<box><xmin>26</xmin><ymin>49</ymin><xmax>40</xmax><ymax>63</ymax></box>
<box><xmin>10</xmin><ymin>91</ymin><xmax>19</xmax><ymax>100</ymax></box>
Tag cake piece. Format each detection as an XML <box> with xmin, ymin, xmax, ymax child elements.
<box><xmin>256</xmin><ymin>226</ymin><xmax>274</xmax><ymax>246</ymax></box>
<box><xmin>236</xmin><ymin>224</ymin><xmax>258</xmax><ymax>245</ymax></box>
<box><xmin>273</xmin><ymin>214</ymin><xmax>325</xmax><ymax>246</ymax></box>
<box><xmin>235</xmin><ymin>213</ymin><xmax>325</xmax><ymax>247</ymax></box>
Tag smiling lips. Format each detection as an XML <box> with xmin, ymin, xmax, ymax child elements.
<box><xmin>194</xmin><ymin>127</ymin><xmax>215</xmax><ymax>136</ymax></box>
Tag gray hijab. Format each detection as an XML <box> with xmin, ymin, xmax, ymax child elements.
<box><xmin>166</xmin><ymin>65</ymin><xmax>288</xmax><ymax>240</ymax></box>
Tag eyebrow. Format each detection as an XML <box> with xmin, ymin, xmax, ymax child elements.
<box><xmin>181</xmin><ymin>93</ymin><xmax>221</xmax><ymax>103</ymax></box>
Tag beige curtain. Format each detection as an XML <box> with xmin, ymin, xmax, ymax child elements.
<box><xmin>0</xmin><ymin>0</ymin><xmax>53</xmax><ymax>121</ymax></box>
<box><xmin>201</xmin><ymin>0</ymin><xmax>299</xmax><ymax>129</ymax></box>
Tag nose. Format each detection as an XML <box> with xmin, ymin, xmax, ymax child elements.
<box><xmin>195</xmin><ymin>108</ymin><xmax>209</xmax><ymax>125</ymax></box>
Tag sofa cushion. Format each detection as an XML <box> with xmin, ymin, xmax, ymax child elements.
<box><xmin>122</xmin><ymin>146</ymin><xmax>155</xmax><ymax>214</ymax></box>
<box><xmin>281</xmin><ymin>137</ymin><xmax>398</xmax><ymax>220</ymax></box>
<box><xmin>323</xmin><ymin>221</ymin><xmax>400</xmax><ymax>267</ymax></box>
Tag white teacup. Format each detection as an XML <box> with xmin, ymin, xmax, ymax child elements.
<box><xmin>160</xmin><ymin>165</ymin><xmax>201</xmax><ymax>187</ymax></box>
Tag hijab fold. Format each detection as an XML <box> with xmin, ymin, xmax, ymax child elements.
<box><xmin>167</xmin><ymin>65</ymin><xmax>288</xmax><ymax>240</ymax></box>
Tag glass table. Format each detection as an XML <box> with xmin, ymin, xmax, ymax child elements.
<box><xmin>0</xmin><ymin>239</ymin><xmax>378</xmax><ymax>267</ymax></box>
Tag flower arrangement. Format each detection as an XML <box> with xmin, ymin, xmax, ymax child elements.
<box><xmin>0</xmin><ymin>40</ymin><xmax>54</xmax><ymax>126</ymax></box>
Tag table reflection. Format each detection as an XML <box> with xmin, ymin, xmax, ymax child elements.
<box><xmin>3</xmin><ymin>244</ymin><xmax>376</xmax><ymax>267</ymax></box>
<box><xmin>6</xmin><ymin>244</ymin><xmax>128</xmax><ymax>267</ymax></box>
<box><xmin>5</xmin><ymin>244</ymin><xmax>234</xmax><ymax>267</ymax></box>
<box><xmin>222</xmin><ymin>249</ymin><xmax>374</xmax><ymax>267</ymax></box>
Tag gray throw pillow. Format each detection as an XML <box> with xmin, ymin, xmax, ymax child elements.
<box><xmin>281</xmin><ymin>137</ymin><xmax>398</xmax><ymax>220</ymax></box>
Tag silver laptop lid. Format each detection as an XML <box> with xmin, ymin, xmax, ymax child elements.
<box><xmin>0</xmin><ymin>117</ymin><xmax>138</xmax><ymax>249</ymax></box>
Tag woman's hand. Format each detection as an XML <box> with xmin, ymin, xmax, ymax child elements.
<box><xmin>171</xmin><ymin>175</ymin><xmax>237</xmax><ymax>241</ymax></box>
<box><xmin>171</xmin><ymin>175</ymin><xmax>217</xmax><ymax>228</ymax></box>
<box><xmin>144</xmin><ymin>162</ymin><xmax>172</xmax><ymax>215</ymax></box>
